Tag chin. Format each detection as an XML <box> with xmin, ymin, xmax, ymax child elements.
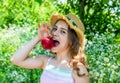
<box><xmin>51</xmin><ymin>49</ymin><xmax>57</xmax><ymax>53</ymax></box>
<box><xmin>51</xmin><ymin>47</ymin><xmax>60</xmax><ymax>53</ymax></box>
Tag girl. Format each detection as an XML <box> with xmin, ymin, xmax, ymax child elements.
<box><xmin>11</xmin><ymin>14</ymin><xmax>89</xmax><ymax>83</ymax></box>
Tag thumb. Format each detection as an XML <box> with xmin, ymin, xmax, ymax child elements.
<box><xmin>38</xmin><ymin>23</ymin><xmax>41</xmax><ymax>31</ymax></box>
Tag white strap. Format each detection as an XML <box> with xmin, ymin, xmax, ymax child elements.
<box><xmin>47</xmin><ymin>57</ymin><xmax>54</xmax><ymax>65</ymax></box>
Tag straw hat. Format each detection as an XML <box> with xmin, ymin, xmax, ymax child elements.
<box><xmin>50</xmin><ymin>13</ymin><xmax>85</xmax><ymax>50</ymax></box>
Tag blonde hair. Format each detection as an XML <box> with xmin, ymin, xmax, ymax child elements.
<box><xmin>68</xmin><ymin>28</ymin><xmax>89</xmax><ymax>76</ymax></box>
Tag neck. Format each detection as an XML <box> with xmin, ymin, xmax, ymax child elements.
<box><xmin>56</xmin><ymin>51</ymin><xmax>70</xmax><ymax>63</ymax></box>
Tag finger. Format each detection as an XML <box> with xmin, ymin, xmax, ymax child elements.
<box><xmin>38</xmin><ymin>23</ymin><xmax>40</xmax><ymax>28</ymax></box>
<box><xmin>41</xmin><ymin>23</ymin><xmax>47</xmax><ymax>32</ymax></box>
<box><xmin>42</xmin><ymin>23</ymin><xmax>45</xmax><ymax>27</ymax></box>
<box><xmin>43</xmin><ymin>23</ymin><xmax>49</xmax><ymax>29</ymax></box>
<box><xmin>47</xmin><ymin>29</ymin><xmax>52</xmax><ymax>37</ymax></box>
<box><xmin>46</xmin><ymin>23</ymin><xmax>50</xmax><ymax>28</ymax></box>
<box><xmin>42</xmin><ymin>23</ymin><xmax>47</xmax><ymax>28</ymax></box>
<box><xmin>45</xmin><ymin>23</ymin><xmax>51</xmax><ymax>32</ymax></box>
<box><xmin>45</xmin><ymin>24</ymin><xmax>52</xmax><ymax>37</ymax></box>
<box><xmin>38</xmin><ymin>23</ymin><xmax>41</xmax><ymax>31</ymax></box>
<box><xmin>48</xmin><ymin>33</ymin><xmax>52</xmax><ymax>38</ymax></box>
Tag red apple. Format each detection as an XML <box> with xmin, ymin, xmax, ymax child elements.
<box><xmin>41</xmin><ymin>37</ymin><xmax>54</xmax><ymax>50</ymax></box>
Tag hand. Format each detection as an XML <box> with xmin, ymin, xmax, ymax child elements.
<box><xmin>38</xmin><ymin>23</ymin><xmax>51</xmax><ymax>40</ymax></box>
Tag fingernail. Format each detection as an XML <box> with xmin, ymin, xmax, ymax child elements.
<box><xmin>38</xmin><ymin>23</ymin><xmax>40</xmax><ymax>28</ymax></box>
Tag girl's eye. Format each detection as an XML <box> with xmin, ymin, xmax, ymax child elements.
<box><xmin>52</xmin><ymin>27</ymin><xmax>57</xmax><ymax>32</ymax></box>
<box><xmin>60</xmin><ymin>30</ymin><xmax>66</xmax><ymax>34</ymax></box>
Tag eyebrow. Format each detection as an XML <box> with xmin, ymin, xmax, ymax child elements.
<box><xmin>54</xmin><ymin>25</ymin><xmax>68</xmax><ymax>31</ymax></box>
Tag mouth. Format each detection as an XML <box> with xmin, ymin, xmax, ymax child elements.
<box><xmin>53</xmin><ymin>39</ymin><xmax>60</xmax><ymax>47</ymax></box>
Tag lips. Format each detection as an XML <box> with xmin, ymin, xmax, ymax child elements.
<box><xmin>53</xmin><ymin>39</ymin><xmax>60</xmax><ymax>47</ymax></box>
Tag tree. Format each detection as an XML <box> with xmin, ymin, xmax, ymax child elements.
<box><xmin>55</xmin><ymin>0</ymin><xmax>120</xmax><ymax>39</ymax></box>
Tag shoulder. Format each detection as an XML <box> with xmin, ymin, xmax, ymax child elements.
<box><xmin>72</xmin><ymin>63</ymin><xmax>89</xmax><ymax>83</ymax></box>
<box><xmin>39</xmin><ymin>55</ymin><xmax>53</xmax><ymax>69</ymax></box>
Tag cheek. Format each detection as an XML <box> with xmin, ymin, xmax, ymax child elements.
<box><xmin>61</xmin><ymin>36</ymin><xmax>69</xmax><ymax>46</ymax></box>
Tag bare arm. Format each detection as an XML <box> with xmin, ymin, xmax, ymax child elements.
<box><xmin>11</xmin><ymin>23</ymin><xmax>50</xmax><ymax>69</ymax></box>
<box><xmin>11</xmin><ymin>36</ymin><xmax>47</xmax><ymax>68</ymax></box>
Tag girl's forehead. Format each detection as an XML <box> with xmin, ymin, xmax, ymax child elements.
<box><xmin>56</xmin><ymin>20</ymin><xmax>67</xmax><ymax>24</ymax></box>
<box><xmin>55</xmin><ymin>20</ymin><xmax>69</xmax><ymax>29</ymax></box>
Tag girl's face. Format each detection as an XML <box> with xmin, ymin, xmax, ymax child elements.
<box><xmin>51</xmin><ymin>20</ymin><xmax>70</xmax><ymax>54</ymax></box>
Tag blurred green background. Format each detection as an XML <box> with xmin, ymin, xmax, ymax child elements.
<box><xmin>0</xmin><ymin>0</ymin><xmax>120</xmax><ymax>83</ymax></box>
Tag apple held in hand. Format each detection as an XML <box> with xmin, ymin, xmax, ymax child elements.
<box><xmin>41</xmin><ymin>37</ymin><xmax>54</xmax><ymax>50</ymax></box>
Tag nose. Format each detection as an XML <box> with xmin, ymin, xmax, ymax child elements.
<box><xmin>52</xmin><ymin>30</ymin><xmax>59</xmax><ymax>36</ymax></box>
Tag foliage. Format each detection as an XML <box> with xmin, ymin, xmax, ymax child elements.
<box><xmin>0</xmin><ymin>0</ymin><xmax>57</xmax><ymax>28</ymax></box>
<box><xmin>55</xmin><ymin>0</ymin><xmax>120</xmax><ymax>38</ymax></box>
<box><xmin>1</xmin><ymin>24</ymin><xmax>120</xmax><ymax>83</ymax></box>
<box><xmin>0</xmin><ymin>0</ymin><xmax>120</xmax><ymax>83</ymax></box>
<box><xmin>0</xmin><ymin>0</ymin><xmax>119</xmax><ymax>38</ymax></box>
<box><xmin>85</xmin><ymin>32</ymin><xmax>120</xmax><ymax>83</ymax></box>
<box><xmin>0</xmin><ymin>24</ymin><xmax>44</xmax><ymax>83</ymax></box>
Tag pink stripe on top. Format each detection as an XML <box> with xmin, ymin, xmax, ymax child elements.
<box><xmin>40</xmin><ymin>57</ymin><xmax>74</xmax><ymax>83</ymax></box>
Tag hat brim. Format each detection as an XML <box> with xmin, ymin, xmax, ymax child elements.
<box><xmin>50</xmin><ymin>14</ymin><xmax>85</xmax><ymax>49</ymax></box>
